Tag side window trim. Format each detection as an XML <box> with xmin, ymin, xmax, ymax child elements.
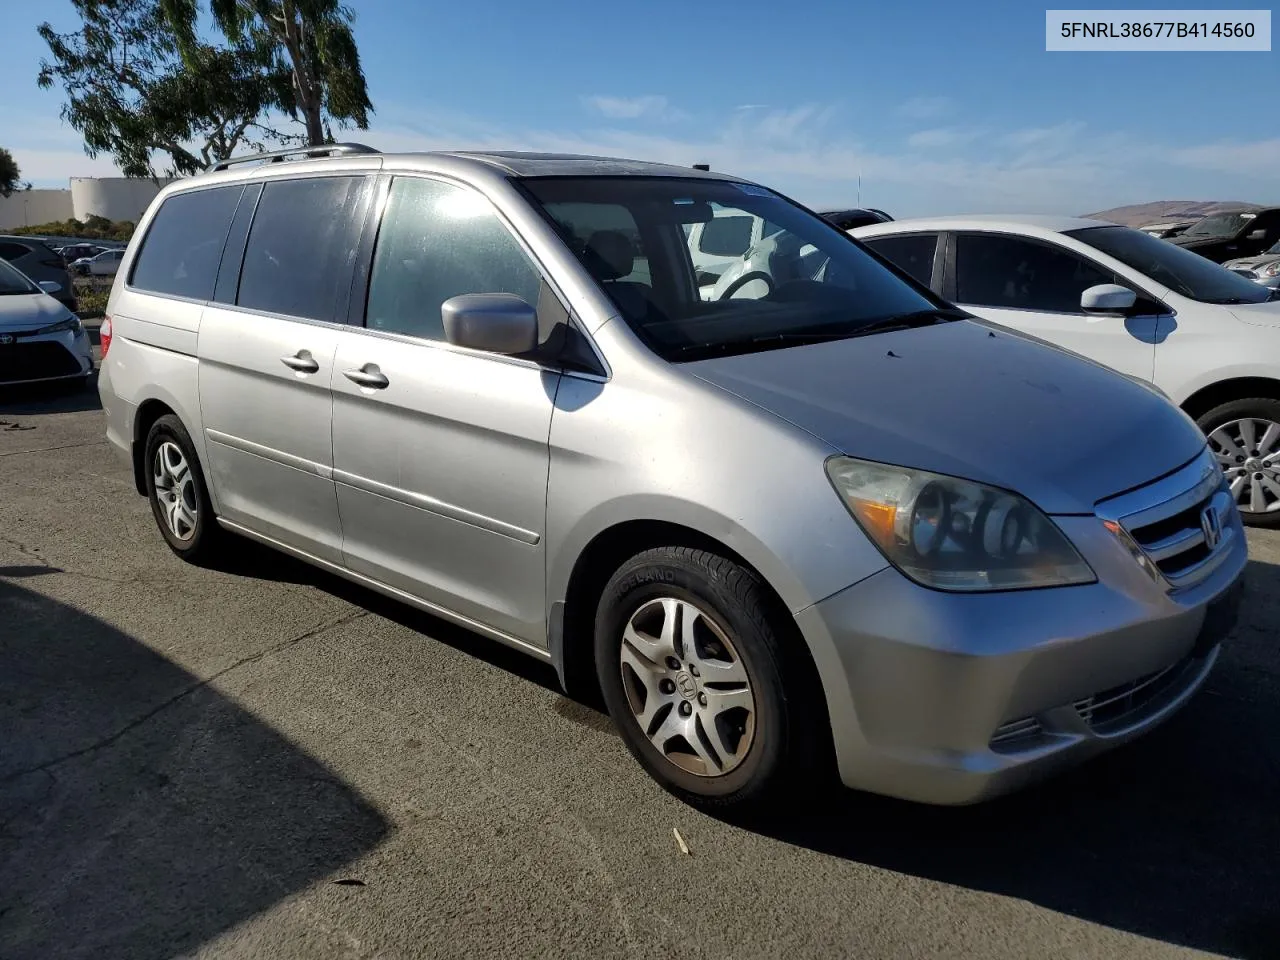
<box><xmin>952</xmin><ymin>230</ymin><xmax>1165</xmax><ymax>316</ymax></box>
<box><xmin>212</xmin><ymin>182</ymin><xmax>261</xmax><ymax>305</ymax></box>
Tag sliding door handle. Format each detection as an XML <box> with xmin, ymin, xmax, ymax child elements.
<box><xmin>343</xmin><ymin>366</ymin><xmax>389</xmax><ymax>389</ymax></box>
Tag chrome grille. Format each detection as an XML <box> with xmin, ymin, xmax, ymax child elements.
<box><xmin>989</xmin><ymin>716</ymin><xmax>1044</xmax><ymax>751</ymax></box>
<box><xmin>1097</xmin><ymin>448</ymin><xmax>1235</xmax><ymax>591</ymax></box>
<box><xmin>1074</xmin><ymin>657</ymin><xmax>1191</xmax><ymax>732</ymax></box>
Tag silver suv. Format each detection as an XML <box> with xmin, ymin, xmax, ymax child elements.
<box><xmin>98</xmin><ymin>145</ymin><xmax>1247</xmax><ymax>809</ymax></box>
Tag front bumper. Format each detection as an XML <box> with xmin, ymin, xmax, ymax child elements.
<box><xmin>0</xmin><ymin>329</ymin><xmax>93</xmax><ymax>385</ymax></box>
<box><xmin>796</xmin><ymin>483</ymin><xmax>1248</xmax><ymax>805</ymax></box>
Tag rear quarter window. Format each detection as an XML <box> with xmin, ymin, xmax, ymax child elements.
<box><xmin>130</xmin><ymin>186</ymin><xmax>244</xmax><ymax>300</ymax></box>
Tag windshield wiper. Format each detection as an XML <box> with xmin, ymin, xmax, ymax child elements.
<box><xmin>848</xmin><ymin>307</ymin><xmax>968</xmax><ymax>336</ymax></box>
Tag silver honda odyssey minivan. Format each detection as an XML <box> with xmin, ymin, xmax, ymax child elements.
<box><xmin>98</xmin><ymin>145</ymin><xmax>1247</xmax><ymax>809</ymax></box>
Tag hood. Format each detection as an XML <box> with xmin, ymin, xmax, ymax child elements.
<box><xmin>1224</xmin><ymin>254</ymin><xmax>1280</xmax><ymax>271</ymax></box>
<box><xmin>690</xmin><ymin>320</ymin><xmax>1206</xmax><ymax>515</ymax></box>
<box><xmin>1228</xmin><ymin>300</ymin><xmax>1280</xmax><ymax>328</ymax></box>
<box><xmin>0</xmin><ymin>293</ymin><xmax>72</xmax><ymax>331</ymax></box>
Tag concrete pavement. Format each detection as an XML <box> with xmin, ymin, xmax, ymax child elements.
<box><xmin>1</xmin><ymin>382</ymin><xmax>1277</xmax><ymax>960</ymax></box>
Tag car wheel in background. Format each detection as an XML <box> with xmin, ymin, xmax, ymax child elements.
<box><xmin>594</xmin><ymin>546</ymin><xmax>828</xmax><ymax>810</ymax></box>
<box><xmin>143</xmin><ymin>413</ymin><xmax>227</xmax><ymax>562</ymax></box>
<box><xmin>1199</xmin><ymin>397</ymin><xmax>1280</xmax><ymax>528</ymax></box>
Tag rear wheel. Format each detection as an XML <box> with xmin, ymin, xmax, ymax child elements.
<box><xmin>1199</xmin><ymin>398</ymin><xmax>1280</xmax><ymax>528</ymax></box>
<box><xmin>143</xmin><ymin>414</ymin><xmax>226</xmax><ymax>563</ymax></box>
<box><xmin>594</xmin><ymin>546</ymin><xmax>826</xmax><ymax>810</ymax></box>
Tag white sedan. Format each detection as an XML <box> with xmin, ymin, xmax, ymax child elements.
<box><xmin>0</xmin><ymin>259</ymin><xmax>94</xmax><ymax>387</ymax></box>
<box><xmin>852</xmin><ymin>215</ymin><xmax>1280</xmax><ymax>526</ymax></box>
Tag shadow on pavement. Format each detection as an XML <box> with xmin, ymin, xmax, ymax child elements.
<box><xmin>0</xmin><ymin>377</ymin><xmax>102</xmax><ymax>416</ymax></box>
<box><xmin>215</xmin><ymin>536</ymin><xmax>564</xmax><ymax>696</ymax></box>
<box><xmin>734</xmin><ymin>557</ymin><xmax>1280</xmax><ymax>960</ymax></box>
<box><xmin>0</xmin><ymin>579</ymin><xmax>390</xmax><ymax>960</ymax></box>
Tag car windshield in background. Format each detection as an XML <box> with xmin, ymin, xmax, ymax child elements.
<box><xmin>519</xmin><ymin>177</ymin><xmax>944</xmax><ymax>361</ymax></box>
<box><xmin>1066</xmin><ymin>225</ymin><xmax>1274</xmax><ymax>305</ymax></box>
<box><xmin>0</xmin><ymin>258</ymin><xmax>38</xmax><ymax>295</ymax></box>
<box><xmin>1181</xmin><ymin>212</ymin><xmax>1253</xmax><ymax>239</ymax></box>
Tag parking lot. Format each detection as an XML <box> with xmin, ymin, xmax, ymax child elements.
<box><xmin>2</xmin><ymin>379</ymin><xmax>1278</xmax><ymax>960</ymax></box>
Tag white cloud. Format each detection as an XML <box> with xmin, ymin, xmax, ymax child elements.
<box><xmin>581</xmin><ymin>95</ymin><xmax>687</xmax><ymax>122</ymax></box>
<box><xmin>1172</xmin><ymin>139</ymin><xmax>1280</xmax><ymax>176</ymax></box>
<box><xmin>897</xmin><ymin>96</ymin><xmax>952</xmax><ymax>120</ymax></box>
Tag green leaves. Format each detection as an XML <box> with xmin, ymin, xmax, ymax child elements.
<box><xmin>0</xmin><ymin>148</ymin><xmax>26</xmax><ymax>198</ymax></box>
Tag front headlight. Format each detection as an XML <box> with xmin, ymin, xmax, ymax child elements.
<box><xmin>825</xmin><ymin>457</ymin><xmax>1095</xmax><ymax>592</ymax></box>
<box><xmin>1262</xmin><ymin>261</ymin><xmax>1280</xmax><ymax>278</ymax></box>
<box><xmin>37</xmin><ymin>315</ymin><xmax>83</xmax><ymax>336</ymax></box>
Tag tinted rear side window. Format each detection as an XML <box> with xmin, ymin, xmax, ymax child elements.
<box><xmin>0</xmin><ymin>242</ymin><xmax>31</xmax><ymax>261</ymax></box>
<box><xmin>864</xmin><ymin>234</ymin><xmax>938</xmax><ymax>286</ymax></box>
<box><xmin>238</xmin><ymin>176</ymin><xmax>367</xmax><ymax>322</ymax></box>
<box><xmin>130</xmin><ymin>186</ymin><xmax>242</xmax><ymax>300</ymax></box>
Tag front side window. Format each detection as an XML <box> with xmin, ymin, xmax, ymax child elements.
<box><xmin>366</xmin><ymin>177</ymin><xmax>542</xmax><ymax>342</ymax></box>
<box><xmin>238</xmin><ymin>176</ymin><xmax>367</xmax><ymax>322</ymax></box>
<box><xmin>520</xmin><ymin>176</ymin><xmax>942</xmax><ymax>362</ymax></box>
<box><xmin>864</xmin><ymin>234</ymin><xmax>939</xmax><ymax>287</ymax></box>
<box><xmin>130</xmin><ymin>186</ymin><xmax>242</xmax><ymax>300</ymax></box>
<box><xmin>1066</xmin><ymin>225</ymin><xmax>1274</xmax><ymax>305</ymax></box>
<box><xmin>0</xmin><ymin>242</ymin><xmax>30</xmax><ymax>262</ymax></box>
<box><xmin>955</xmin><ymin>233</ymin><xmax>1116</xmax><ymax>313</ymax></box>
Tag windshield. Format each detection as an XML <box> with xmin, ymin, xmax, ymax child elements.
<box><xmin>1065</xmin><ymin>225</ymin><xmax>1274</xmax><ymax>305</ymax></box>
<box><xmin>1182</xmin><ymin>212</ymin><xmax>1253</xmax><ymax>239</ymax></box>
<box><xmin>0</xmin><ymin>258</ymin><xmax>38</xmax><ymax>296</ymax></box>
<box><xmin>519</xmin><ymin>177</ymin><xmax>944</xmax><ymax>361</ymax></box>
<box><xmin>1267</xmin><ymin>240</ymin><xmax>1280</xmax><ymax>255</ymax></box>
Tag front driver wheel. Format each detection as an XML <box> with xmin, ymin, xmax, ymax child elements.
<box><xmin>1200</xmin><ymin>398</ymin><xmax>1280</xmax><ymax>528</ymax></box>
<box><xmin>594</xmin><ymin>546</ymin><xmax>826</xmax><ymax>810</ymax></box>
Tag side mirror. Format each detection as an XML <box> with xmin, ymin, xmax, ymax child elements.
<box><xmin>441</xmin><ymin>293</ymin><xmax>538</xmax><ymax>355</ymax></box>
<box><xmin>38</xmin><ymin>280</ymin><xmax>62</xmax><ymax>294</ymax></box>
<box><xmin>1247</xmin><ymin>228</ymin><xmax>1267</xmax><ymax>242</ymax></box>
<box><xmin>1081</xmin><ymin>283</ymin><xmax>1136</xmax><ymax>315</ymax></box>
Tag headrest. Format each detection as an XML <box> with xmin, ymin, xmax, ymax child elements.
<box><xmin>583</xmin><ymin>230</ymin><xmax>635</xmax><ymax>282</ymax></box>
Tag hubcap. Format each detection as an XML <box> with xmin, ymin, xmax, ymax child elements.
<box><xmin>1209</xmin><ymin>418</ymin><xmax>1280</xmax><ymax>515</ymax></box>
<box><xmin>618</xmin><ymin>597</ymin><xmax>755</xmax><ymax>777</ymax></box>
<box><xmin>153</xmin><ymin>441</ymin><xmax>197</xmax><ymax>541</ymax></box>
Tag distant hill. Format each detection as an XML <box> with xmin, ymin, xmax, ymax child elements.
<box><xmin>1083</xmin><ymin>200</ymin><xmax>1264</xmax><ymax>228</ymax></box>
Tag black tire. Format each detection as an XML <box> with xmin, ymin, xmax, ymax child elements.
<box><xmin>594</xmin><ymin>546</ymin><xmax>828</xmax><ymax>811</ymax></box>
<box><xmin>143</xmin><ymin>413</ymin><xmax>226</xmax><ymax>563</ymax></box>
<box><xmin>1197</xmin><ymin>397</ymin><xmax>1280</xmax><ymax>529</ymax></box>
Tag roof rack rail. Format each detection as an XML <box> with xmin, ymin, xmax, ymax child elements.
<box><xmin>208</xmin><ymin>142</ymin><xmax>380</xmax><ymax>172</ymax></box>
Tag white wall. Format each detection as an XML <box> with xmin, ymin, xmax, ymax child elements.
<box><xmin>0</xmin><ymin>190</ymin><xmax>75</xmax><ymax>231</ymax></box>
<box><xmin>70</xmin><ymin>177</ymin><xmax>178</xmax><ymax>223</ymax></box>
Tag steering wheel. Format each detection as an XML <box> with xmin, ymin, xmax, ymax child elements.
<box><xmin>717</xmin><ymin>271</ymin><xmax>775</xmax><ymax>301</ymax></box>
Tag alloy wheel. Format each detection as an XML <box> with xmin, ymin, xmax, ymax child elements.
<box><xmin>153</xmin><ymin>441</ymin><xmax>198</xmax><ymax>541</ymax></box>
<box><xmin>1209</xmin><ymin>418</ymin><xmax>1280</xmax><ymax>516</ymax></box>
<box><xmin>619</xmin><ymin>597</ymin><xmax>756</xmax><ymax>777</ymax></box>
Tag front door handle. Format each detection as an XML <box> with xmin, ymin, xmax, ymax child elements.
<box><xmin>281</xmin><ymin>351</ymin><xmax>319</xmax><ymax>374</ymax></box>
<box><xmin>343</xmin><ymin>366</ymin><xmax>389</xmax><ymax>389</ymax></box>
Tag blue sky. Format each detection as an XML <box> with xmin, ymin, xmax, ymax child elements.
<box><xmin>2</xmin><ymin>0</ymin><xmax>1276</xmax><ymax>216</ymax></box>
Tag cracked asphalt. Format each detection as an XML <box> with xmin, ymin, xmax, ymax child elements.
<box><xmin>2</xmin><ymin>381</ymin><xmax>1279</xmax><ymax>960</ymax></box>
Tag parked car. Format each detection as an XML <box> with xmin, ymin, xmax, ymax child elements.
<box><xmin>819</xmin><ymin>208</ymin><xmax>893</xmax><ymax>231</ymax></box>
<box><xmin>59</xmin><ymin>242</ymin><xmax>108</xmax><ymax>264</ymax></box>
<box><xmin>1169</xmin><ymin>208</ymin><xmax>1280</xmax><ymax>263</ymax></box>
<box><xmin>0</xmin><ymin>236</ymin><xmax>78</xmax><ymax>312</ymax></box>
<box><xmin>0</xmin><ymin>256</ymin><xmax>93</xmax><ymax>387</ymax></box>
<box><xmin>1223</xmin><ymin>240</ymin><xmax>1280</xmax><ymax>289</ymax></box>
<box><xmin>852</xmin><ymin>215</ymin><xmax>1280</xmax><ymax>526</ymax></box>
<box><xmin>99</xmin><ymin>146</ymin><xmax>1245</xmax><ymax>810</ymax></box>
<box><xmin>86</xmin><ymin>248</ymin><xmax>125</xmax><ymax>276</ymax></box>
<box><xmin>1138</xmin><ymin>219</ymin><xmax>1197</xmax><ymax>240</ymax></box>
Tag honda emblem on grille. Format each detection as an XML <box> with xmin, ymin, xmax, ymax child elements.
<box><xmin>1200</xmin><ymin>505</ymin><xmax>1222</xmax><ymax>550</ymax></box>
<box><xmin>0</xmin><ymin>334</ymin><xmax>12</xmax><ymax>345</ymax></box>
